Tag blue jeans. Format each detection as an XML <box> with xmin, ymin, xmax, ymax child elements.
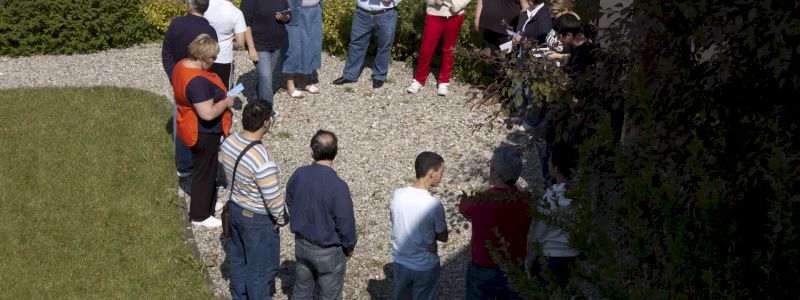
<box><xmin>255</xmin><ymin>48</ymin><xmax>283</xmax><ymax>103</ymax></box>
<box><xmin>342</xmin><ymin>8</ymin><xmax>397</xmax><ymax>81</ymax></box>
<box><xmin>172</xmin><ymin>98</ymin><xmax>192</xmax><ymax>175</ymax></box>
<box><xmin>293</xmin><ymin>238</ymin><xmax>348</xmax><ymax>300</ymax></box>
<box><xmin>393</xmin><ymin>262</ymin><xmax>439</xmax><ymax>300</ymax></box>
<box><xmin>465</xmin><ymin>264</ymin><xmax>522</xmax><ymax>300</ymax></box>
<box><xmin>228</xmin><ymin>202</ymin><xmax>280</xmax><ymax>300</ymax></box>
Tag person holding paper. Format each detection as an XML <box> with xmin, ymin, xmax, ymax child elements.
<box><xmin>172</xmin><ymin>34</ymin><xmax>235</xmax><ymax>228</ymax></box>
<box><xmin>511</xmin><ymin>0</ymin><xmax>551</xmax><ymax>50</ymax></box>
<box><xmin>283</xmin><ymin>0</ymin><xmax>323</xmax><ymax>99</ymax></box>
<box><xmin>474</xmin><ymin>0</ymin><xmax>527</xmax><ymax>51</ymax></box>
<box><xmin>405</xmin><ymin>0</ymin><xmax>472</xmax><ymax>96</ymax></box>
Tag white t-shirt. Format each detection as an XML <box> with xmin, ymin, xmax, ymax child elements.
<box><xmin>390</xmin><ymin>186</ymin><xmax>447</xmax><ymax>271</ymax></box>
<box><xmin>204</xmin><ymin>0</ymin><xmax>246</xmax><ymax>64</ymax></box>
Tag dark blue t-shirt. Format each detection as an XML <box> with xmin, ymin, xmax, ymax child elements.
<box><xmin>185</xmin><ymin>76</ymin><xmax>225</xmax><ymax>134</ymax></box>
<box><xmin>161</xmin><ymin>15</ymin><xmax>218</xmax><ymax>80</ymax></box>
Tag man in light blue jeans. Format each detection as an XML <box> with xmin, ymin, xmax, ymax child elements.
<box><xmin>331</xmin><ymin>0</ymin><xmax>401</xmax><ymax>89</ymax></box>
<box><xmin>254</xmin><ymin>48</ymin><xmax>283</xmax><ymax>103</ymax></box>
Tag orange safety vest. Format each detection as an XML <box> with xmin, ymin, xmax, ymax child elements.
<box><xmin>171</xmin><ymin>59</ymin><xmax>232</xmax><ymax>147</ymax></box>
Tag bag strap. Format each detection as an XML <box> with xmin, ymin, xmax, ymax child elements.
<box><xmin>228</xmin><ymin>140</ymin><xmax>262</xmax><ymax>205</ymax></box>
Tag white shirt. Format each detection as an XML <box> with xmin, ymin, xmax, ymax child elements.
<box><xmin>390</xmin><ymin>186</ymin><xmax>447</xmax><ymax>271</ymax></box>
<box><xmin>357</xmin><ymin>0</ymin><xmax>402</xmax><ymax>11</ymax></box>
<box><xmin>527</xmin><ymin>183</ymin><xmax>579</xmax><ymax>260</ymax></box>
<box><xmin>204</xmin><ymin>0</ymin><xmax>246</xmax><ymax>64</ymax></box>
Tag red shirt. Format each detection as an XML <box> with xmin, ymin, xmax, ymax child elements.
<box><xmin>458</xmin><ymin>186</ymin><xmax>532</xmax><ymax>267</ymax></box>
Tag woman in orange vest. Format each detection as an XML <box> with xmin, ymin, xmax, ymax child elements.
<box><xmin>172</xmin><ymin>33</ymin><xmax>234</xmax><ymax>228</ymax></box>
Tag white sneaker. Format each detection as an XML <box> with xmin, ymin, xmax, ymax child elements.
<box><xmin>437</xmin><ymin>83</ymin><xmax>449</xmax><ymax>96</ymax></box>
<box><xmin>192</xmin><ymin>216</ymin><xmax>222</xmax><ymax>228</ymax></box>
<box><xmin>406</xmin><ymin>80</ymin><xmax>424</xmax><ymax>94</ymax></box>
<box><xmin>215</xmin><ymin>201</ymin><xmax>225</xmax><ymax>211</ymax></box>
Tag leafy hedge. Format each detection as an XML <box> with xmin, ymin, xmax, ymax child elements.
<box><xmin>485</xmin><ymin>0</ymin><xmax>800</xmax><ymax>298</ymax></box>
<box><xmin>0</xmin><ymin>0</ymin><xmax>160</xmax><ymax>56</ymax></box>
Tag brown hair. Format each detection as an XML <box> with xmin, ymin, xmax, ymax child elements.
<box><xmin>187</xmin><ymin>33</ymin><xmax>219</xmax><ymax>61</ymax></box>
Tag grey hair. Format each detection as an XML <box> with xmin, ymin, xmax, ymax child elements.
<box><xmin>491</xmin><ymin>145</ymin><xmax>522</xmax><ymax>186</ymax></box>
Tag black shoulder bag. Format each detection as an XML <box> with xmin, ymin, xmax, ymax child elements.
<box><xmin>221</xmin><ymin>140</ymin><xmax>262</xmax><ymax>237</ymax></box>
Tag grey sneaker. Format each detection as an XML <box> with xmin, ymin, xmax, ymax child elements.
<box><xmin>406</xmin><ymin>80</ymin><xmax>424</xmax><ymax>94</ymax></box>
<box><xmin>437</xmin><ymin>83</ymin><xmax>449</xmax><ymax>96</ymax></box>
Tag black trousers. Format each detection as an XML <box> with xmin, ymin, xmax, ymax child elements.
<box><xmin>482</xmin><ymin>30</ymin><xmax>509</xmax><ymax>51</ymax></box>
<box><xmin>211</xmin><ymin>62</ymin><xmax>234</xmax><ymax>89</ymax></box>
<box><xmin>190</xmin><ymin>132</ymin><xmax>222</xmax><ymax>221</ymax></box>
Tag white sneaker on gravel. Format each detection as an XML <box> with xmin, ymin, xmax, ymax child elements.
<box><xmin>406</xmin><ymin>80</ymin><xmax>424</xmax><ymax>94</ymax></box>
<box><xmin>192</xmin><ymin>216</ymin><xmax>222</xmax><ymax>228</ymax></box>
<box><xmin>437</xmin><ymin>83</ymin><xmax>449</xmax><ymax>96</ymax></box>
<box><xmin>215</xmin><ymin>201</ymin><xmax>225</xmax><ymax>211</ymax></box>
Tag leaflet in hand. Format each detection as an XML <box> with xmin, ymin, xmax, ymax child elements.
<box><xmin>506</xmin><ymin>29</ymin><xmax>517</xmax><ymax>36</ymax></box>
<box><xmin>499</xmin><ymin>41</ymin><xmax>513</xmax><ymax>54</ymax></box>
<box><xmin>227</xmin><ymin>83</ymin><xmax>244</xmax><ymax>97</ymax></box>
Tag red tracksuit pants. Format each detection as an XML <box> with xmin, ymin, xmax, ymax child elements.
<box><xmin>414</xmin><ymin>14</ymin><xmax>465</xmax><ymax>85</ymax></box>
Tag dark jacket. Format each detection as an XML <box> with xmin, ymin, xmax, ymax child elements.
<box><xmin>516</xmin><ymin>6</ymin><xmax>552</xmax><ymax>45</ymax></box>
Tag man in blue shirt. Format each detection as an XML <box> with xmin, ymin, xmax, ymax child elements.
<box><xmin>331</xmin><ymin>0</ymin><xmax>402</xmax><ymax>89</ymax></box>
<box><xmin>286</xmin><ymin>130</ymin><xmax>357</xmax><ymax>300</ymax></box>
<box><xmin>161</xmin><ymin>0</ymin><xmax>218</xmax><ymax>190</ymax></box>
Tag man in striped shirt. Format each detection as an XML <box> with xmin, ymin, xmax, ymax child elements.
<box><xmin>219</xmin><ymin>100</ymin><xmax>286</xmax><ymax>299</ymax></box>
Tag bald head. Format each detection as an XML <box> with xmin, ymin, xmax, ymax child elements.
<box><xmin>311</xmin><ymin>130</ymin><xmax>338</xmax><ymax>161</ymax></box>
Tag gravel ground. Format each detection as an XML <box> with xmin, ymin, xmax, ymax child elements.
<box><xmin>0</xmin><ymin>43</ymin><xmax>543</xmax><ymax>299</ymax></box>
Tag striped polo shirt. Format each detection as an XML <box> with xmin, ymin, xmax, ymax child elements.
<box><xmin>219</xmin><ymin>133</ymin><xmax>285</xmax><ymax>224</ymax></box>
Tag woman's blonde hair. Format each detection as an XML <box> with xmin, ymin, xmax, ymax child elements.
<box><xmin>188</xmin><ymin>33</ymin><xmax>219</xmax><ymax>61</ymax></box>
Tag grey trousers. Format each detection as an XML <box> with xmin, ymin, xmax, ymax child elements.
<box><xmin>293</xmin><ymin>238</ymin><xmax>348</xmax><ymax>300</ymax></box>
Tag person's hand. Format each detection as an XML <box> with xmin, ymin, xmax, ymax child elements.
<box><xmin>512</xmin><ymin>34</ymin><xmax>522</xmax><ymax>45</ymax></box>
<box><xmin>449</xmin><ymin>4</ymin><xmax>458</xmax><ymax>13</ymax></box>
<box><xmin>273</xmin><ymin>224</ymin><xmax>280</xmax><ymax>230</ymax></box>
<box><xmin>381</xmin><ymin>0</ymin><xmax>392</xmax><ymax>5</ymax></box>
<box><xmin>248</xmin><ymin>49</ymin><xmax>259</xmax><ymax>62</ymax></box>
<box><xmin>224</xmin><ymin>96</ymin><xmax>235</xmax><ymax>108</ymax></box>
<box><xmin>343</xmin><ymin>248</ymin><xmax>354</xmax><ymax>258</ymax></box>
<box><xmin>434</xmin><ymin>0</ymin><xmax>444</xmax><ymax>5</ymax></box>
<box><xmin>473</xmin><ymin>20</ymin><xmax>480</xmax><ymax>32</ymax></box>
<box><xmin>275</xmin><ymin>12</ymin><xmax>290</xmax><ymax>22</ymax></box>
<box><xmin>426</xmin><ymin>242</ymin><xmax>438</xmax><ymax>254</ymax></box>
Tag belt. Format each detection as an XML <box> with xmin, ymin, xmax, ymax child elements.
<box><xmin>295</xmin><ymin>234</ymin><xmax>335</xmax><ymax>248</ymax></box>
<box><xmin>358</xmin><ymin>6</ymin><xmax>395</xmax><ymax>15</ymax></box>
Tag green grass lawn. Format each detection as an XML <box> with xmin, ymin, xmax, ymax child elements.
<box><xmin>0</xmin><ymin>87</ymin><xmax>213</xmax><ymax>299</ymax></box>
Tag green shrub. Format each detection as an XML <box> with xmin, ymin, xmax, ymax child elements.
<box><xmin>0</xmin><ymin>0</ymin><xmax>160</xmax><ymax>56</ymax></box>
<box><xmin>140</xmin><ymin>0</ymin><xmax>189</xmax><ymax>33</ymax></box>
<box><xmin>485</xmin><ymin>0</ymin><xmax>800</xmax><ymax>298</ymax></box>
<box><xmin>140</xmin><ymin>0</ymin><xmax>241</xmax><ymax>33</ymax></box>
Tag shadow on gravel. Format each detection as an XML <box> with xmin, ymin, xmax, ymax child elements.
<box><xmin>366</xmin><ymin>246</ymin><xmax>470</xmax><ymax>299</ymax></box>
<box><xmin>277</xmin><ymin>260</ymin><xmax>297</xmax><ymax>296</ymax></box>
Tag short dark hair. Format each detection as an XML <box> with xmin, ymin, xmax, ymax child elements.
<box><xmin>550</xmin><ymin>143</ymin><xmax>578</xmax><ymax>179</ymax></box>
<box><xmin>242</xmin><ymin>100</ymin><xmax>272</xmax><ymax>132</ymax></box>
<box><xmin>415</xmin><ymin>151</ymin><xmax>444</xmax><ymax>179</ymax></box>
<box><xmin>192</xmin><ymin>0</ymin><xmax>210</xmax><ymax>14</ymax></box>
<box><xmin>310</xmin><ymin>130</ymin><xmax>338</xmax><ymax>161</ymax></box>
<box><xmin>554</xmin><ymin>13</ymin><xmax>582</xmax><ymax>36</ymax></box>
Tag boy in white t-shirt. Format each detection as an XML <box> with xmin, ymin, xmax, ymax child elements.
<box><xmin>390</xmin><ymin>151</ymin><xmax>449</xmax><ymax>300</ymax></box>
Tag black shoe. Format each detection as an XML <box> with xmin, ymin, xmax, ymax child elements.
<box><xmin>332</xmin><ymin>77</ymin><xmax>356</xmax><ymax>85</ymax></box>
<box><xmin>372</xmin><ymin>79</ymin><xmax>384</xmax><ymax>89</ymax></box>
